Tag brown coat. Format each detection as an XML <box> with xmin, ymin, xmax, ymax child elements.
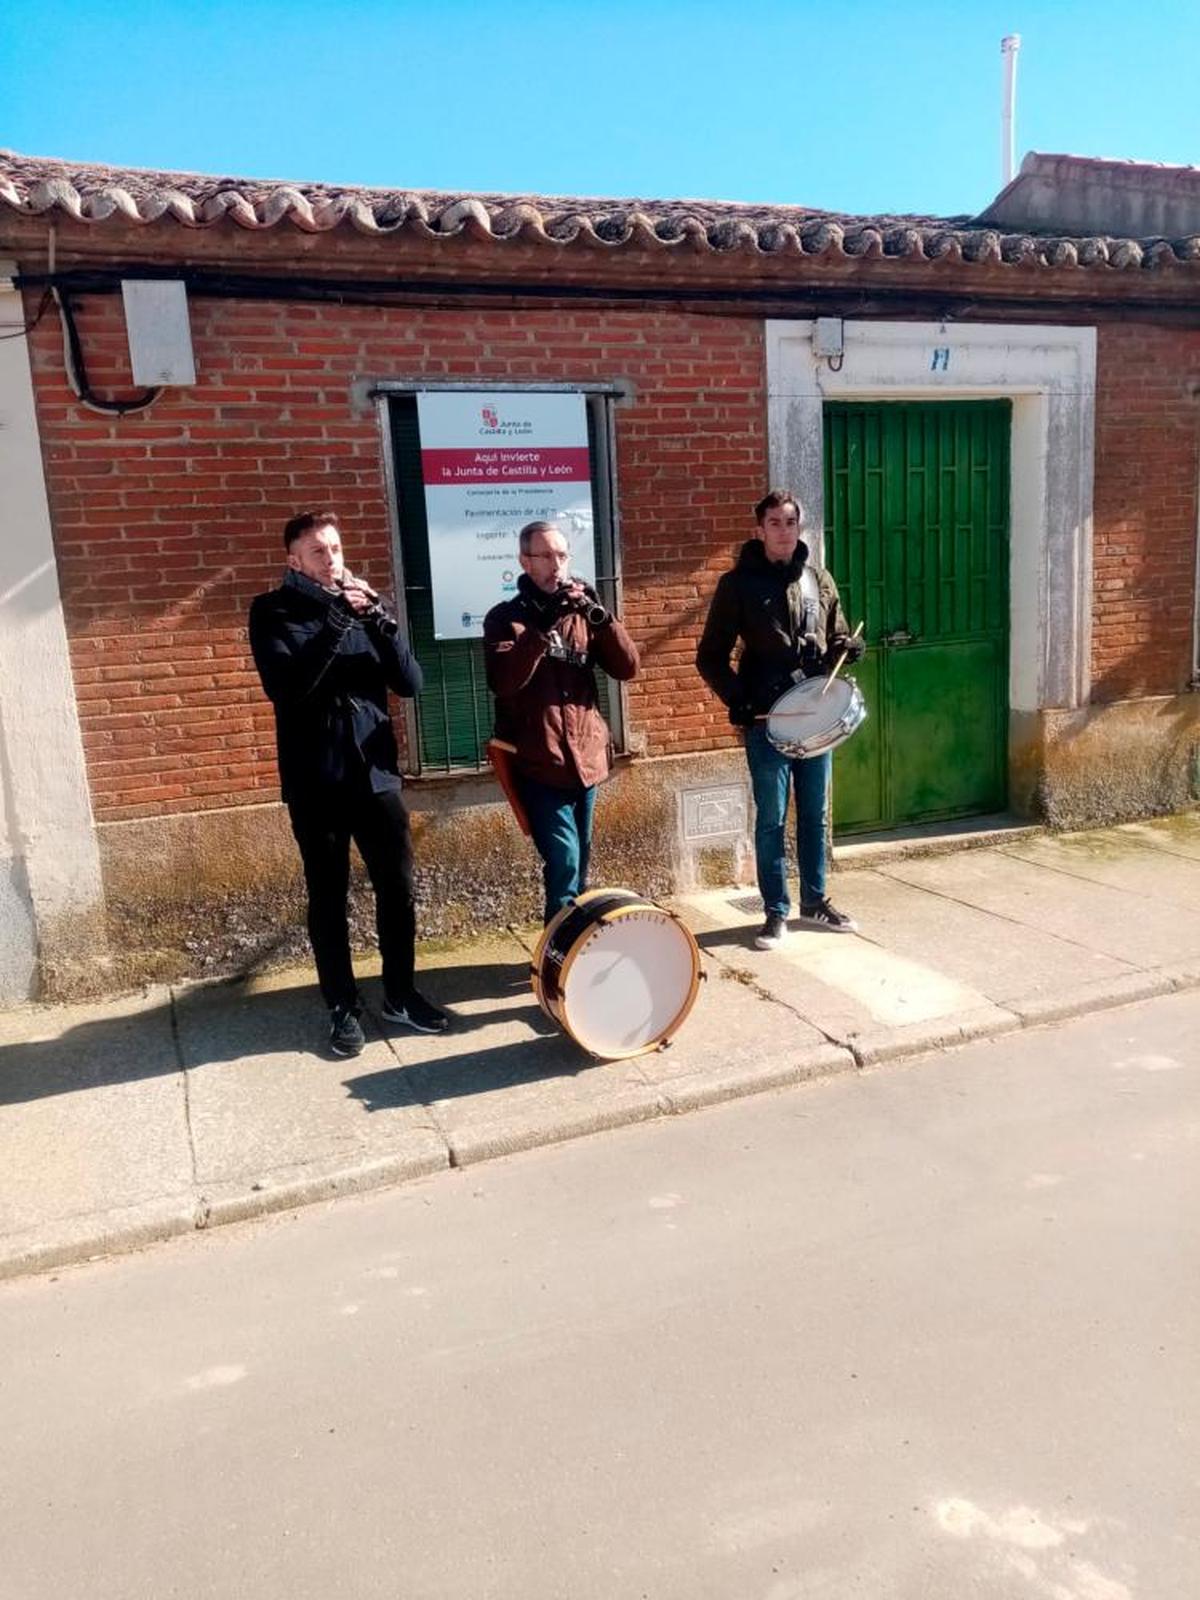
<box><xmin>483</xmin><ymin>582</ymin><xmax>639</xmax><ymax>790</ymax></box>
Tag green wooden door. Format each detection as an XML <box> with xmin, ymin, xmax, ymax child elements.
<box><xmin>823</xmin><ymin>400</ymin><xmax>1010</xmax><ymax>833</ymax></box>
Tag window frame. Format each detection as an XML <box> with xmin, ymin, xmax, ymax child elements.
<box><xmin>374</xmin><ymin>381</ymin><xmax>629</xmax><ymax>777</ymax></box>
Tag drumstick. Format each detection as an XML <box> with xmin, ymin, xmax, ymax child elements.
<box><xmin>821</xmin><ymin>620</ymin><xmax>864</xmax><ymax>695</ymax></box>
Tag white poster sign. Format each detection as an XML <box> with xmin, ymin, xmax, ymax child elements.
<box><xmin>416</xmin><ymin>390</ymin><xmax>595</xmax><ymax>640</ymax></box>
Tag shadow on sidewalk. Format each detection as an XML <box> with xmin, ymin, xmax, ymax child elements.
<box><xmin>346</xmin><ymin>950</ymin><xmax>585</xmax><ymax>1109</ymax></box>
<box><xmin>0</xmin><ymin>998</ymin><xmax>185</xmax><ymax>1109</ymax></box>
<box><xmin>345</xmin><ymin>1031</ymin><xmax>589</xmax><ymax>1112</ymax></box>
<box><xmin>0</xmin><ymin>959</ymin><xmax>566</xmax><ymax>1109</ymax></box>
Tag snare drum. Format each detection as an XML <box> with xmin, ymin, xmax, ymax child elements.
<box><xmin>765</xmin><ymin>675</ymin><xmax>867</xmax><ymax>759</ymax></box>
<box><xmin>531</xmin><ymin>888</ymin><xmax>701</xmax><ymax>1059</ymax></box>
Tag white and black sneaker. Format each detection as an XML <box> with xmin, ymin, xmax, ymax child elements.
<box><xmin>754</xmin><ymin>913</ymin><xmax>789</xmax><ymax>951</ymax></box>
<box><xmin>381</xmin><ymin>989</ymin><xmax>450</xmax><ymax>1034</ymax></box>
<box><xmin>798</xmin><ymin>897</ymin><xmax>858</xmax><ymax>934</ymax></box>
<box><xmin>329</xmin><ymin>1005</ymin><xmax>366</xmax><ymax>1058</ymax></box>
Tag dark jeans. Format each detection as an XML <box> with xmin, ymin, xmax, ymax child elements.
<box><xmin>518</xmin><ymin>774</ymin><xmax>596</xmax><ymax>923</ymax></box>
<box><xmin>287</xmin><ymin>783</ymin><xmax>415</xmax><ymax>1011</ymax></box>
<box><xmin>744</xmin><ymin>724</ymin><xmax>832</xmax><ymax>916</ymax></box>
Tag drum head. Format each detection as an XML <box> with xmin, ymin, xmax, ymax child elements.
<box><xmin>559</xmin><ymin>907</ymin><xmax>698</xmax><ymax>1058</ymax></box>
<box><xmin>765</xmin><ymin>675</ymin><xmax>865</xmax><ymax>758</ymax></box>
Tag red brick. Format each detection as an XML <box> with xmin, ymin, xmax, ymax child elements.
<box><xmin>30</xmin><ymin>296</ymin><xmax>772</xmax><ymax>816</ymax></box>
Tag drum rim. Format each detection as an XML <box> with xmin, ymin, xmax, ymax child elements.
<box><xmin>531</xmin><ymin>891</ymin><xmax>702</xmax><ymax>1060</ymax></box>
<box><xmin>558</xmin><ymin>906</ymin><xmax>701</xmax><ymax>1059</ymax></box>
<box><xmin>767</xmin><ymin>674</ymin><xmax>862</xmax><ymax>718</ymax></box>
<box><xmin>531</xmin><ymin>886</ymin><xmax>641</xmax><ymax>989</ymax></box>
<box><xmin>765</xmin><ymin>675</ymin><xmax>866</xmax><ymax>758</ymax></box>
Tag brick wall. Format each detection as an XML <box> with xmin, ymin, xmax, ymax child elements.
<box><xmin>30</xmin><ymin>294</ymin><xmax>1199</xmax><ymax>827</ymax></box>
<box><xmin>1092</xmin><ymin>323</ymin><xmax>1200</xmax><ymax>700</ymax></box>
<box><xmin>29</xmin><ymin>295</ymin><xmax>767</xmax><ymax>820</ymax></box>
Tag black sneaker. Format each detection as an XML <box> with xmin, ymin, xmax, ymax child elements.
<box><xmin>329</xmin><ymin>1005</ymin><xmax>366</xmax><ymax>1058</ymax></box>
<box><xmin>754</xmin><ymin>912</ymin><xmax>789</xmax><ymax>951</ymax></box>
<box><xmin>381</xmin><ymin>989</ymin><xmax>450</xmax><ymax>1034</ymax></box>
<box><xmin>798</xmin><ymin>897</ymin><xmax>858</xmax><ymax>934</ymax></box>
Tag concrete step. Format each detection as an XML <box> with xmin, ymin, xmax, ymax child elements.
<box><xmin>834</xmin><ymin>813</ymin><xmax>1040</xmax><ymax>871</ymax></box>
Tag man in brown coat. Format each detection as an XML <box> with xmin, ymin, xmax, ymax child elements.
<box><xmin>483</xmin><ymin>519</ymin><xmax>639</xmax><ymax>922</ymax></box>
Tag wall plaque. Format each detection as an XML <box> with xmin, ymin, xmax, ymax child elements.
<box><xmin>680</xmin><ymin>785</ymin><xmax>748</xmax><ymax>841</ymax></box>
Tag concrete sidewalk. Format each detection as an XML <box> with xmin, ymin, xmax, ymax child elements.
<box><xmin>3</xmin><ymin>812</ymin><xmax>1199</xmax><ymax>1280</ymax></box>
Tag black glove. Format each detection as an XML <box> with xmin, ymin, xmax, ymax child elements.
<box><xmin>361</xmin><ymin>599</ymin><xmax>400</xmax><ymax>638</ymax></box>
<box><xmin>287</xmin><ymin>568</ymin><xmax>355</xmax><ymax>631</ymax></box>
<box><xmin>728</xmin><ymin>698</ymin><xmax>757</xmax><ymax>728</ymax></box>
<box><xmin>531</xmin><ymin>586</ymin><xmax>575</xmax><ymax>627</ymax></box>
<box><xmin>831</xmin><ymin>633</ymin><xmax>865</xmax><ymax>664</ymax></box>
<box><xmin>326</xmin><ymin>595</ymin><xmax>357</xmax><ymax>634</ymax></box>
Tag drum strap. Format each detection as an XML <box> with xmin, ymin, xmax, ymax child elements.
<box><xmin>798</xmin><ymin>566</ymin><xmax>820</xmax><ymax>641</ymax></box>
<box><xmin>781</xmin><ymin>566</ymin><xmax>821</xmax><ymax>681</ymax></box>
<box><xmin>545</xmin><ymin>631</ymin><xmax>590</xmax><ymax>669</ymax></box>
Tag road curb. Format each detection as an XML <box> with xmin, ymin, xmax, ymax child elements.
<box><xmin>654</xmin><ymin>1042</ymin><xmax>855</xmax><ymax>1113</ymax></box>
<box><xmin>6</xmin><ymin>967</ymin><xmax>1200</xmax><ymax>1282</ymax></box>
<box><xmin>444</xmin><ymin>1092</ymin><xmax>665</xmax><ymax>1169</ymax></box>
<box><xmin>846</xmin><ymin>1007</ymin><xmax>1022</xmax><ymax>1067</ymax></box>
<box><xmin>197</xmin><ymin>1146</ymin><xmax>452</xmax><ymax>1231</ymax></box>
<box><xmin>1006</xmin><ymin>970</ymin><xmax>1179</xmax><ymax>1029</ymax></box>
<box><xmin>0</xmin><ymin>1194</ymin><xmax>200</xmax><ymax>1283</ymax></box>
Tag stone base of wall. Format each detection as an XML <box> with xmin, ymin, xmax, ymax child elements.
<box><xmin>1013</xmin><ymin>694</ymin><xmax>1200</xmax><ymax>828</ymax></box>
<box><xmin>0</xmin><ymin>854</ymin><xmax>36</xmax><ymax>1004</ymax></box>
<box><xmin>96</xmin><ymin>753</ymin><xmax>757</xmax><ymax>990</ymax></box>
<box><xmin>88</xmin><ymin>703</ymin><xmax>1200</xmax><ymax>995</ymax></box>
<box><xmin>1</xmin><ymin>854</ymin><xmax>112</xmax><ymax>1004</ymax></box>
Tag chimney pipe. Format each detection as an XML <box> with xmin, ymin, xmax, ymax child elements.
<box><xmin>1001</xmin><ymin>34</ymin><xmax>1021</xmax><ymax>186</ymax></box>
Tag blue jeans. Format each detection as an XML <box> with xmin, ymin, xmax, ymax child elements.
<box><xmin>518</xmin><ymin>776</ymin><xmax>597</xmax><ymax>923</ymax></box>
<box><xmin>744</xmin><ymin>724</ymin><xmax>831</xmax><ymax>917</ymax></box>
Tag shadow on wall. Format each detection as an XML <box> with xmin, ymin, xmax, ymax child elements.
<box><xmin>0</xmin><ymin>558</ymin><xmax>61</xmax><ymax>622</ymax></box>
<box><xmin>99</xmin><ymin>845</ymin><xmax>551</xmax><ymax>992</ymax></box>
<box><xmin>95</xmin><ymin>762</ymin><xmax>696</xmax><ymax>991</ymax></box>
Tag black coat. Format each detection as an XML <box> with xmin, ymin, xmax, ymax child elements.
<box><xmin>249</xmin><ymin>569</ymin><xmax>423</xmax><ymax>803</ymax></box>
<box><xmin>696</xmin><ymin>538</ymin><xmax>851</xmax><ymax>715</ymax></box>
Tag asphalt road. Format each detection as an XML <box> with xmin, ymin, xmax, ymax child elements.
<box><xmin>3</xmin><ymin>991</ymin><xmax>1198</xmax><ymax>1600</ymax></box>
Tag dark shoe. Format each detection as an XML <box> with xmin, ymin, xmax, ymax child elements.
<box><xmin>381</xmin><ymin>989</ymin><xmax>450</xmax><ymax>1034</ymax></box>
<box><xmin>754</xmin><ymin>912</ymin><xmax>789</xmax><ymax>951</ymax></box>
<box><xmin>798</xmin><ymin>897</ymin><xmax>858</xmax><ymax>934</ymax></box>
<box><xmin>329</xmin><ymin>1005</ymin><xmax>366</xmax><ymax>1058</ymax></box>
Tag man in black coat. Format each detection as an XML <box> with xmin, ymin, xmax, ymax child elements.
<box><xmin>696</xmin><ymin>489</ymin><xmax>864</xmax><ymax>950</ymax></box>
<box><xmin>249</xmin><ymin>509</ymin><xmax>448</xmax><ymax>1057</ymax></box>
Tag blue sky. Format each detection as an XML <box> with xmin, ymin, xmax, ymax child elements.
<box><xmin>3</xmin><ymin>0</ymin><xmax>1198</xmax><ymax>218</ymax></box>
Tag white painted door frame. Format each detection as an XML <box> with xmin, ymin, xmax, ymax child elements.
<box><xmin>765</xmin><ymin>319</ymin><xmax>1097</xmax><ymax>716</ymax></box>
<box><xmin>0</xmin><ymin>259</ymin><xmax>107</xmax><ymax>999</ymax></box>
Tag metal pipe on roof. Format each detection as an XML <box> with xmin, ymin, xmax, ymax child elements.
<box><xmin>1001</xmin><ymin>34</ymin><xmax>1021</xmax><ymax>187</ymax></box>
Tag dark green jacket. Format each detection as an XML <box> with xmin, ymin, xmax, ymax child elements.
<box><xmin>696</xmin><ymin>538</ymin><xmax>850</xmax><ymax>715</ymax></box>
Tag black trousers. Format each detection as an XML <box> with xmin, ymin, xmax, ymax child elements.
<box><xmin>287</xmin><ymin>783</ymin><xmax>416</xmax><ymax>1011</ymax></box>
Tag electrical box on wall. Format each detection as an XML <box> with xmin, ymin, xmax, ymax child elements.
<box><xmin>121</xmin><ymin>280</ymin><xmax>196</xmax><ymax>386</ymax></box>
<box><xmin>813</xmin><ymin>317</ymin><xmax>845</xmax><ymax>358</ymax></box>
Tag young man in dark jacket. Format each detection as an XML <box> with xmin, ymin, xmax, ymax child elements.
<box><xmin>249</xmin><ymin>509</ymin><xmax>448</xmax><ymax>1057</ymax></box>
<box><xmin>696</xmin><ymin>489</ymin><xmax>864</xmax><ymax>949</ymax></box>
<box><xmin>484</xmin><ymin>520</ymin><xmax>639</xmax><ymax>923</ymax></box>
